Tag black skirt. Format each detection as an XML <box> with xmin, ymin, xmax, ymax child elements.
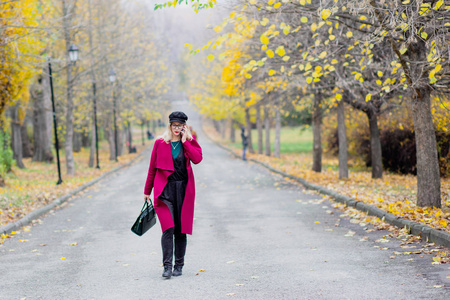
<box><xmin>159</xmin><ymin>145</ymin><xmax>188</xmax><ymax>233</ymax></box>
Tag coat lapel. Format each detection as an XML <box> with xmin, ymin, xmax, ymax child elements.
<box><xmin>156</xmin><ymin>141</ymin><xmax>174</xmax><ymax>171</ymax></box>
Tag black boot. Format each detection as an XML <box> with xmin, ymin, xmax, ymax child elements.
<box><xmin>172</xmin><ymin>265</ymin><xmax>183</xmax><ymax>276</ymax></box>
<box><xmin>162</xmin><ymin>266</ymin><xmax>172</xmax><ymax>279</ymax></box>
<box><xmin>173</xmin><ymin>232</ymin><xmax>187</xmax><ymax>276</ymax></box>
<box><xmin>161</xmin><ymin>228</ymin><xmax>174</xmax><ymax>279</ymax></box>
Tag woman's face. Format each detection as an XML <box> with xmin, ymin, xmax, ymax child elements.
<box><xmin>171</xmin><ymin>122</ymin><xmax>184</xmax><ymax>137</ymax></box>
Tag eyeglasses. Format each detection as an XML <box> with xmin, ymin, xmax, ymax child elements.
<box><xmin>171</xmin><ymin>124</ymin><xmax>184</xmax><ymax>129</ymax></box>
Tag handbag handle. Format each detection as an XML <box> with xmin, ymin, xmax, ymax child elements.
<box><xmin>141</xmin><ymin>200</ymin><xmax>153</xmax><ymax>221</ymax></box>
<box><xmin>141</xmin><ymin>199</ymin><xmax>153</xmax><ymax>210</ymax></box>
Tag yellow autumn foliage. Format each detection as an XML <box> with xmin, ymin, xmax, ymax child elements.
<box><xmin>0</xmin><ymin>0</ymin><xmax>46</xmax><ymax>118</ymax></box>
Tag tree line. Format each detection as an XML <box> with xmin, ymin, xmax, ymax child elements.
<box><xmin>185</xmin><ymin>0</ymin><xmax>450</xmax><ymax>208</ymax></box>
<box><xmin>0</xmin><ymin>0</ymin><xmax>172</xmax><ymax>185</ymax></box>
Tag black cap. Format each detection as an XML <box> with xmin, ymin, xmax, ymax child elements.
<box><xmin>169</xmin><ymin>111</ymin><xmax>188</xmax><ymax>124</ymax></box>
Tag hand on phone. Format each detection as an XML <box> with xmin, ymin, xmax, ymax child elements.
<box><xmin>181</xmin><ymin>125</ymin><xmax>187</xmax><ymax>143</ymax></box>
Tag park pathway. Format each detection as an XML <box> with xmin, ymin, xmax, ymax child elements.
<box><xmin>0</xmin><ymin>101</ymin><xmax>448</xmax><ymax>299</ymax></box>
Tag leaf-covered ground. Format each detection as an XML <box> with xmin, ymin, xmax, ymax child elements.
<box><xmin>250</xmin><ymin>153</ymin><xmax>450</xmax><ymax>231</ymax></box>
<box><xmin>0</xmin><ymin>131</ymin><xmax>155</xmax><ymax>244</ymax></box>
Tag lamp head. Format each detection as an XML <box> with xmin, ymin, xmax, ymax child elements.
<box><xmin>68</xmin><ymin>44</ymin><xmax>79</xmax><ymax>63</ymax></box>
<box><xmin>109</xmin><ymin>69</ymin><xmax>116</xmax><ymax>83</ymax></box>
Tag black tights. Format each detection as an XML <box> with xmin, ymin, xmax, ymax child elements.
<box><xmin>161</xmin><ymin>227</ymin><xmax>187</xmax><ymax>268</ymax></box>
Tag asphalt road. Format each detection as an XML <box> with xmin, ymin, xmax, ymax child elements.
<box><xmin>0</xmin><ymin>102</ymin><xmax>448</xmax><ymax>299</ymax></box>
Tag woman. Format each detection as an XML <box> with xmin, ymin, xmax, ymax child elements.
<box><xmin>144</xmin><ymin>111</ymin><xmax>202</xmax><ymax>279</ymax></box>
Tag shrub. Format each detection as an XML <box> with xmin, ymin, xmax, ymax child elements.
<box><xmin>0</xmin><ymin>130</ymin><xmax>15</xmax><ymax>177</ymax></box>
<box><xmin>436</xmin><ymin>132</ymin><xmax>450</xmax><ymax>177</ymax></box>
<box><xmin>326</xmin><ymin>126</ymin><xmax>450</xmax><ymax>177</ymax></box>
<box><xmin>380</xmin><ymin>129</ymin><xmax>417</xmax><ymax>175</ymax></box>
<box><xmin>323</xmin><ymin>99</ymin><xmax>450</xmax><ymax>177</ymax></box>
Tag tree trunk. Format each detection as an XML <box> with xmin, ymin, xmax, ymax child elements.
<box><xmin>264</xmin><ymin>105</ymin><xmax>271</xmax><ymax>156</ymax></box>
<box><xmin>256</xmin><ymin>103</ymin><xmax>263</xmax><ymax>154</ymax></box>
<box><xmin>106</xmin><ymin>122</ymin><xmax>115</xmax><ymax>161</ymax></box>
<box><xmin>229</xmin><ymin>119</ymin><xmax>235</xmax><ymax>143</ymax></box>
<box><xmin>73</xmin><ymin>130</ymin><xmax>82</xmax><ymax>153</ymax></box>
<box><xmin>221</xmin><ymin>119</ymin><xmax>226</xmax><ymax>139</ymax></box>
<box><xmin>31</xmin><ymin>69</ymin><xmax>53</xmax><ymax>163</ymax></box>
<box><xmin>337</xmin><ymin>100</ymin><xmax>348</xmax><ymax>179</ymax></box>
<box><xmin>245</xmin><ymin>108</ymin><xmax>254</xmax><ymax>154</ymax></box>
<box><xmin>62</xmin><ymin>0</ymin><xmax>75</xmax><ymax>175</ymax></box>
<box><xmin>81</xmin><ymin>130</ymin><xmax>90</xmax><ymax>148</ymax></box>
<box><xmin>21</xmin><ymin>122</ymin><xmax>33</xmax><ymax>158</ymax></box>
<box><xmin>118</xmin><ymin>127</ymin><xmax>124</xmax><ymax>156</ymax></box>
<box><xmin>312</xmin><ymin>91</ymin><xmax>322</xmax><ymax>172</ymax></box>
<box><xmin>88</xmin><ymin>0</ymin><xmax>96</xmax><ymax>168</ymax></box>
<box><xmin>10</xmin><ymin>105</ymin><xmax>25</xmax><ymax>169</ymax></box>
<box><xmin>213</xmin><ymin>119</ymin><xmax>220</xmax><ymax>133</ymax></box>
<box><xmin>88</xmin><ymin>123</ymin><xmax>95</xmax><ymax>167</ymax></box>
<box><xmin>366</xmin><ymin>110</ymin><xmax>383</xmax><ymax>179</ymax></box>
<box><xmin>141</xmin><ymin>122</ymin><xmax>145</xmax><ymax>145</ymax></box>
<box><xmin>0</xmin><ymin>129</ymin><xmax>5</xmax><ymax>185</ymax></box>
<box><xmin>274</xmin><ymin>98</ymin><xmax>281</xmax><ymax>158</ymax></box>
<box><xmin>128</xmin><ymin>122</ymin><xmax>133</xmax><ymax>153</ymax></box>
<box><xmin>411</xmin><ymin>87</ymin><xmax>441</xmax><ymax>208</ymax></box>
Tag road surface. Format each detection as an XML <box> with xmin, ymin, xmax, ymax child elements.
<box><xmin>0</xmin><ymin>102</ymin><xmax>448</xmax><ymax>299</ymax></box>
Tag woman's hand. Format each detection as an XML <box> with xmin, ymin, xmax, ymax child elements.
<box><xmin>181</xmin><ymin>125</ymin><xmax>191</xmax><ymax>143</ymax></box>
<box><xmin>144</xmin><ymin>194</ymin><xmax>150</xmax><ymax>203</ymax></box>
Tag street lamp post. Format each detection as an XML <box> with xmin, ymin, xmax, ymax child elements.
<box><xmin>92</xmin><ymin>81</ymin><xmax>100</xmax><ymax>168</ymax></box>
<box><xmin>48</xmin><ymin>60</ymin><xmax>63</xmax><ymax>185</ymax></box>
<box><xmin>109</xmin><ymin>68</ymin><xmax>118</xmax><ymax>162</ymax></box>
<box><xmin>47</xmin><ymin>44</ymin><xmax>79</xmax><ymax>185</ymax></box>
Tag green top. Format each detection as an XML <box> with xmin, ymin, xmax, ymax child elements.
<box><xmin>171</xmin><ymin>141</ymin><xmax>182</xmax><ymax>159</ymax></box>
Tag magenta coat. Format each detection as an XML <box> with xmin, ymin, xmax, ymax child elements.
<box><xmin>144</xmin><ymin>138</ymin><xmax>203</xmax><ymax>235</ymax></box>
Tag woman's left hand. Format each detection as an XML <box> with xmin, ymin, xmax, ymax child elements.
<box><xmin>181</xmin><ymin>125</ymin><xmax>191</xmax><ymax>143</ymax></box>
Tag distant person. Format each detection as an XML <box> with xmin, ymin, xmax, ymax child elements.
<box><xmin>143</xmin><ymin>111</ymin><xmax>203</xmax><ymax>279</ymax></box>
<box><xmin>189</xmin><ymin>125</ymin><xmax>198</xmax><ymax>140</ymax></box>
<box><xmin>126</xmin><ymin>141</ymin><xmax>137</xmax><ymax>153</ymax></box>
<box><xmin>147</xmin><ymin>130</ymin><xmax>154</xmax><ymax>140</ymax></box>
<box><xmin>241</xmin><ymin>126</ymin><xmax>248</xmax><ymax>161</ymax></box>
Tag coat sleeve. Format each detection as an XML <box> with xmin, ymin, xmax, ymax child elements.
<box><xmin>183</xmin><ymin>138</ymin><xmax>203</xmax><ymax>164</ymax></box>
<box><xmin>144</xmin><ymin>140</ymin><xmax>159</xmax><ymax>195</ymax></box>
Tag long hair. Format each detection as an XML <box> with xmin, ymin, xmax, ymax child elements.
<box><xmin>157</xmin><ymin>122</ymin><xmax>193</xmax><ymax>143</ymax></box>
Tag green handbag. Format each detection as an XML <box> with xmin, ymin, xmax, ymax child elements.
<box><xmin>131</xmin><ymin>200</ymin><xmax>157</xmax><ymax>236</ymax></box>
